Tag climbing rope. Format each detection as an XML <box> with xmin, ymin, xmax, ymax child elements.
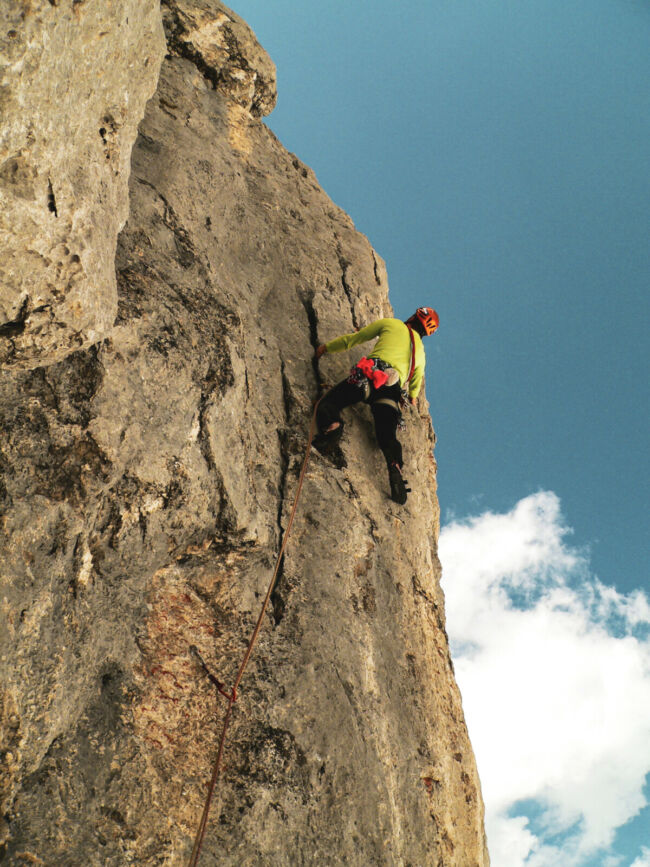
<box><xmin>188</xmin><ymin>397</ymin><xmax>322</xmax><ymax>867</ymax></box>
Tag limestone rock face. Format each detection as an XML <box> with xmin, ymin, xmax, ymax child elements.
<box><xmin>1</xmin><ymin>3</ymin><xmax>489</xmax><ymax>865</ymax></box>
<box><xmin>0</xmin><ymin>0</ymin><xmax>165</xmax><ymax>369</ymax></box>
<box><xmin>162</xmin><ymin>0</ymin><xmax>277</xmax><ymax>118</ymax></box>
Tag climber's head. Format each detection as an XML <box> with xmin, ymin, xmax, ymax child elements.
<box><xmin>406</xmin><ymin>307</ymin><xmax>439</xmax><ymax>337</ymax></box>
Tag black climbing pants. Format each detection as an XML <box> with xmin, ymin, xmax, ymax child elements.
<box><xmin>316</xmin><ymin>379</ymin><xmax>403</xmax><ymax>468</ymax></box>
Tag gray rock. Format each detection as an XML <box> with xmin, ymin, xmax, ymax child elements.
<box><xmin>0</xmin><ymin>2</ymin><xmax>489</xmax><ymax>864</ymax></box>
<box><xmin>0</xmin><ymin>0</ymin><xmax>166</xmax><ymax>369</ymax></box>
<box><xmin>162</xmin><ymin>0</ymin><xmax>277</xmax><ymax>118</ymax></box>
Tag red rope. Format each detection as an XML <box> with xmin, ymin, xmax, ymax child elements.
<box><xmin>405</xmin><ymin>324</ymin><xmax>416</xmax><ymax>384</ymax></box>
<box><xmin>188</xmin><ymin>398</ymin><xmax>321</xmax><ymax>867</ymax></box>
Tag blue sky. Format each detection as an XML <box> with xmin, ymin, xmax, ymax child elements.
<box><xmin>232</xmin><ymin>2</ymin><xmax>649</xmax><ymax>863</ymax></box>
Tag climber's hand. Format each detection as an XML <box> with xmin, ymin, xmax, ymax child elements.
<box><xmin>409</xmin><ymin>396</ymin><xmax>416</xmax><ymax>407</ymax></box>
<box><xmin>315</xmin><ymin>344</ymin><xmax>327</xmax><ymax>359</ymax></box>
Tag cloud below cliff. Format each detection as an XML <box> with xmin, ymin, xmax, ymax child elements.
<box><xmin>631</xmin><ymin>847</ymin><xmax>650</xmax><ymax>867</ymax></box>
<box><xmin>439</xmin><ymin>492</ymin><xmax>650</xmax><ymax>867</ymax></box>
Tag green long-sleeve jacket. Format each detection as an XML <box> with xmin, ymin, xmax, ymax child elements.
<box><xmin>325</xmin><ymin>318</ymin><xmax>425</xmax><ymax>398</ymax></box>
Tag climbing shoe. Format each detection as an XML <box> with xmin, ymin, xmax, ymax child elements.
<box><xmin>388</xmin><ymin>462</ymin><xmax>410</xmax><ymax>505</ymax></box>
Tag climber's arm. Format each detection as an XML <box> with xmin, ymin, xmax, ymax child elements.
<box><xmin>319</xmin><ymin>319</ymin><xmax>387</xmax><ymax>356</ymax></box>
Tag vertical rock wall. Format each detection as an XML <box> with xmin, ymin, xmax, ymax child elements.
<box><xmin>0</xmin><ymin>0</ymin><xmax>165</xmax><ymax>368</ymax></box>
<box><xmin>0</xmin><ymin>2</ymin><xmax>489</xmax><ymax>864</ymax></box>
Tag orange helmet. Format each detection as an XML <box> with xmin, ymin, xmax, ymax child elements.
<box><xmin>412</xmin><ymin>307</ymin><xmax>439</xmax><ymax>335</ymax></box>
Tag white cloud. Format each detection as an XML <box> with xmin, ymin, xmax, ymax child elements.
<box><xmin>439</xmin><ymin>492</ymin><xmax>650</xmax><ymax>867</ymax></box>
<box><xmin>631</xmin><ymin>847</ymin><xmax>650</xmax><ymax>867</ymax></box>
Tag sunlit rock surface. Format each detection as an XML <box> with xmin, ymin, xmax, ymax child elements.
<box><xmin>0</xmin><ymin>0</ymin><xmax>165</xmax><ymax>368</ymax></box>
<box><xmin>0</xmin><ymin>2</ymin><xmax>489</xmax><ymax>863</ymax></box>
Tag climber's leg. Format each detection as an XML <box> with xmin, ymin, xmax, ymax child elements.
<box><xmin>370</xmin><ymin>393</ymin><xmax>409</xmax><ymax>504</ymax></box>
<box><xmin>314</xmin><ymin>379</ymin><xmax>362</xmax><ymax>450</ymax></box>
<box><xmin>370</xmin><ymin>390</ymin><xmax>403</xmax><ymax>469</ymax></box>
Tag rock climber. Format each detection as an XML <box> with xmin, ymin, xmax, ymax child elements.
<box><xmin>313</xmin><ymin>307</ymin><xmax>439</xmax><ymax>504</ymax></box>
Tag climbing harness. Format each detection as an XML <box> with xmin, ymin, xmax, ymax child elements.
<box><xmin>348</xmin><ymin>357</ymin><xmax>401</xmax><ymax>405</ymax></box>
<box><xmin>346</xmin><ymin>323</ymin><xmax>416</xmax><ymax>401</ymax></box>
<box><xmin>187</xmin><ymin>397</ymin><xmax>322</xmax><ymax>867</ymax></box>
<box><xmin>343</xmin><ymin>325</ymin><xmax>417</xmax><ymax>434</ymax></box>
<box><xmin>347</xmin><ymin>356</ymin><xmax>390</xmax><ymax>391</ymax></box>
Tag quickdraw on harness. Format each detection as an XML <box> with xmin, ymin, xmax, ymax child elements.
<box><xmin>347</xmin><ymin>356</ymin><xmax>392</xmax><ymax>391</ymax></box>
<box><xmin>348</xmin><ymin>358</ymin><xmax>405</xmax><ymax>428</ymax></box>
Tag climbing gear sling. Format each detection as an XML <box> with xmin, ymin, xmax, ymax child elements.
<box><xmin>347</xmin><ymin>357</ymin><xmax>400</xmax><ymax>398</ymax></box>
<box><xmin>348</xmin><ymin>356</ymin><xmax>389</xmax><ymax>389</ymax></box>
